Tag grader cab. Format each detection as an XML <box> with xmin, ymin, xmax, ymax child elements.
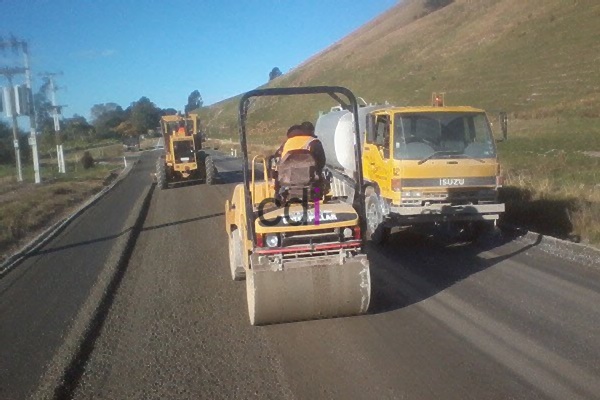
<box><xmin>155</xmin><ymin>114</ymin><xmax>216</xmax><ymax>189</ymax></box>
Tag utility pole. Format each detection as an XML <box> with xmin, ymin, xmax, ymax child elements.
<box><xmin>0</xmin><ymin>67</ymin><xmax>25</xmax><ymax>182</ymax></box>
<box><xmin>41</xmin><ymin>72</ymin><xmax>66</xmax><ymax>173</ymax></box>
<box><xmin>0</xmin><ymin>36</ymin><xmax>41</xmax><ymax>183</ymax></box>
<box><xmin>21</xmin><ymin>41</ymin><xmax>41</xmax><ymax>183</ymax></box>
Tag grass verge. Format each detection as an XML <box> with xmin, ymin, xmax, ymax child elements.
<box><xmin>497</xmin><ymin>116</ymin><xmax>600</xmax><ymax>245</ymax></box>
<box><xmin>0</xmin><ymin>161</ymin><xmax>123</xmax><ymax>262</ymax></box>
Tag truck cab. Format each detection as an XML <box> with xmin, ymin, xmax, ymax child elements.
<box><xmin>360</xmin><ymin>105</ymin><xmax>505</xmax><ymax>241</ymax></box>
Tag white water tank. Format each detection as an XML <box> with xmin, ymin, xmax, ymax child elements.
<box><xmin>315</xmin><ymin>105</ymin><xmax>387</xmax><ymax>175</ymax></box>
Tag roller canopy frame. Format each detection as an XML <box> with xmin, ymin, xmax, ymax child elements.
<box><xmin>237</xmin><ymin>86</ymin><xmax>367</xmax><ymax>247</ymax></box>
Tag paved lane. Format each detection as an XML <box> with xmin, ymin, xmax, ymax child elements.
<box><xmin>73</xmin><ymin>154</ymin><xmax>600</xmax><ymax>400</ymax></box>
<box><xmin>0</xmin><ymin>151</ymin><xmax>156</xmax><ymax>400</ymax></box>
<box><xmin>4</xmin><ymin>152</ymin><xmax>598</xmax><ymax>399</ymax></box>
<box><xmin>73</xmin><ymin>155</ymin><xmax>292</xmax><ymax>399</ymax></box>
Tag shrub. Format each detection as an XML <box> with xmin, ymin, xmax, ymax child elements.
<box><xmin>81</xmin><ymin>151</ymin><xmax>95</xmax><ymax>169</ymax></box>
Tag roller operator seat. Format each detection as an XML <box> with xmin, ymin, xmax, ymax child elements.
<box><xmin>275</xmin><ymin>149</ymin><xmax>325</xmax><ymax>204</ymax></box>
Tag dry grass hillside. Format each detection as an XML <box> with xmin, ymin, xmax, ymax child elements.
<box><xmin>199</xmin><ymin>0</ymin><xmax>600</xmax><ymax>138</ymax></box>
<box><xmin>198</xmin><ymin>0</ymin><xmax>600</xmax><ymax>244</ymax></box>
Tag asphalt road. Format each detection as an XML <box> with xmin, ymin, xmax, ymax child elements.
<box><xmin>0</xmin><ymin>151</ymin><xmax>152</xmax><ymax>400</ymax></box>
<box><xmin>2</xmin><ymin>150</ymin><xmax>600</xmax><ymax>399</ymax></box>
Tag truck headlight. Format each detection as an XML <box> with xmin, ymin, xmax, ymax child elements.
<box><xmin>265</xmin><ymin>234</ymin><xmax>280</xmax><ymax>248</ymax></box>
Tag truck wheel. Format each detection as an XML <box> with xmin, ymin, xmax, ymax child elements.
<box><xmin>205</xmin><ymin>156</ymin><xmax>216</xmax><ymax>185</ymax></box>
<box><xmin>229</xmin><ymin>229</ymin><xmax>246</xmax><ymax>281</ymax></box>
<box><xmin>365</xmin><ymin>191</ymin><xmax>389</xmax><ymax>244</ymax></box>
<box><xmin>460</xmin><ymin>221</ymin><xmax>498</xmax><ymax>242</ymax></box>
<box><xmin>156</xmin><ymin>158</ymin><xmax>167</xmax><ymax>189</ymax></box>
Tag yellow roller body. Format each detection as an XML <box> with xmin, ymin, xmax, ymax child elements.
<box><xmin>246</xmin><ymin>253</ymin><xmax>371</xmax><ymax>326</ymax></box>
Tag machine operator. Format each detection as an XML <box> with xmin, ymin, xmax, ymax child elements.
<box><xmin>272</xmin><ymin>121</ymin><xmax>326</xmax><ymax>175</ymax></box>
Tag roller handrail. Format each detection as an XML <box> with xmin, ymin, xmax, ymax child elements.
<box><xmin>238</xmin><ymin>86</ymin><xmax>366</xmax><ymax>246</ymax></box>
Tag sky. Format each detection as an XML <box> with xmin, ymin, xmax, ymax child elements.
<box><xmin>1</xmin><ymin>0</ymin><xmax>398</xmax><ymax>121</ymax></box>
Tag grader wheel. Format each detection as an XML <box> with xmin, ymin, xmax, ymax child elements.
<box><xmin>205</xmin><ymin>156</ymin><xmax>216</xmax><ymax>185</ymax></box>
<box><xmin>156</xmin><ymin>158</ymin><xmax>168</xmax><ymax>190</ymax></box>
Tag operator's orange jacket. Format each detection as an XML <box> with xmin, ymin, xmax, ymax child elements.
<box><xmin>281</xmin><ymin>135</ymin><xmax>318</xmax><ymax>157</ymax></box>
<box><xmin>276</xmin><ymin>128</ymin><xmax>326</xmax><ymax>173</ymax></box>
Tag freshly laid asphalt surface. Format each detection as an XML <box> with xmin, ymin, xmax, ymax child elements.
<box><xmin>2</xmin><ymin>149</ymin><xmax>600</xmax><ymax>399</ymax></box>
<box><xmin>0</xmin><ymin>151</ymin><xmax>153</xmax><ymax>399</ymax></box>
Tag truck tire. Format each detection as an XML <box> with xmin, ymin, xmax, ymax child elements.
<box><xmin>365</xmin><ymin>191</ymin><xmax>389</xmax><ymax>244</ymax></box>
<box><xmin>459</xmin><ymin>220</ymin><xmax>497</xmax><ymax>242</ymax></box>
<box><xmin>205</xmin><ymin>156</ymin><xmax>216</xmax><ymax>185</ymax></box>
<box><xmin>156</xmin><ymin>158</ymin><xmax>167</xmax><ymax>189</ymax></box>
<box><xmin>229</xmin><ymin>229</ymin><xmax>246</xmax><ymax>281</ymax></box>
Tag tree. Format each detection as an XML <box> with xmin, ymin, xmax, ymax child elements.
<box><xmin>161</xmin><ymin>108</ymin><xmax>178</xmax><ymax>116</ymax></box>
<box><xmin>34</xmin><ymin>78</ymin><xmax>54</xmax><ymax>134</ymax></box>
<box><xmin>0</xmin><ymin>120</ymin><xmax>30</xmax><ymax>164</ymax></box>
<box><xmin>184</xmin><ymin>90</ymin><xmax>203</xmax><ymax>114</ymax></box>
<box><xmin>128</xmin><ymin>96</ymin><xmax>161</xmax><ymax>135</ymax></box>
<box><xmin>269</xmin><ymin>67</ymin><xmax>282</xmax><ymax>81</ymax></box>
<box><xmin>112</xmin><ymin>120</ymin><xmax>138</xmax><ymax>137</ymax></box>
<box><xmin>90</xmin><ymin>102</ymin><xmax>122</xmax><ymax>122</ymax></box>
<box><xmin>0</xmin><ymin>121</ymin><xmax>14</xmax><ymax>164</ymax></box>
<box><xmin>62</xmin><ymin>115</ymin><xmax>94</xmax><ymax>142</ymax></box>
<box><xmin>90</xmin><ymin>103</ymin><xmax>126</xmax><ymax>139</ymax></box>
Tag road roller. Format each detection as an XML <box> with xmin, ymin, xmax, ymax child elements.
<box><xmin>224</xmin><ymin>86</ymin><xmax>371</xmax><ymax>326</ymax></box>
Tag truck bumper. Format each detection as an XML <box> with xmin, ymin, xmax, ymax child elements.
<box><xmin>387</xmin><ymin>203</ymin><xmax>505</xmax><ymax>225</ymax></box>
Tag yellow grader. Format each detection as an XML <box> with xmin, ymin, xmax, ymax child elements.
<box><xmin>224</xmin><ymin>86</ymin><xmax>371</xmax><ymax>326</ymax></box>
<box><xmin>156</xmin><ymin>113</ymin><xmax>216</xmax><ymax>189</ymax></box>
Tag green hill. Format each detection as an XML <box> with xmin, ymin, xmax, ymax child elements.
<box><xmin>199</xmin><ymin>0</ymin><xmax>600</xmax><ymax>244</ymax></box>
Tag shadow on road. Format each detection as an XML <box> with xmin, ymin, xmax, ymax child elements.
<box><xmin>499</xmin><ymin>186</ymin><xmax>583</xmax><ymax>242</ymax></box>
<box><xmin>367</xmin><ymin>230</ymin><xmax>543</xmax><ymax>315</ymax></box>
<box><xmin>25</xmin><ymin>230</ymin><xmax>133</xmax><ymax>258</ymax></box>
<box><xmin>214</xmin><ymin>166</ymin><xmax>266</xmax><ymax>185</ymax></box>
<box><xmin>14</xmin><ymin>213</ymin><xmax>227</xmax><ymax>261</ymax></box>
<box><xmin>142</xmin><ymin>213</ymin><xmax>225</xmax><ymax>232</ymax></box>
<box><xmin>215</xmin><ymin>170</ymin><xmax>246</xmax><ymax>185</ymax></box>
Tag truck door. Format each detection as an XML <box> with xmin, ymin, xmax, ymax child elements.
<box><xmin>363</xmin><ymin>114</ymin><xmax>391</xmax><ymax>191</ymax></box>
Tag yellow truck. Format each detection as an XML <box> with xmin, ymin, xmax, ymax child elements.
<box><xmin>317</xmin><ymin>94</ymin><xmax>505</xmax><ymax>243</ymax></box>
<box><xmin>156</xmin><ymin>113</ymin><xmax>216</xmax><ymax>189</ymax></box>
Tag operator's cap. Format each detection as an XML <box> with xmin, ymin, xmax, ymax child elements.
<box><xmin>287</xmin><ymin>124</ymin><xmax>301</xmax><ymax>137</ymax></box>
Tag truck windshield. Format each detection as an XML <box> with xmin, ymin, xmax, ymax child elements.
<box><xmin>173</xmin><ymin>140</ymin><xmax>196</xmax><ymax>163</ymax></box>
<box><xmin>393</xmin><ymin>112</ymin><xmax>496</xmax><ymax>161</ymax></box>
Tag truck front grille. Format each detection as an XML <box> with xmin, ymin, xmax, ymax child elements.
<box><xmin>401</xmin><ymin>189</ymin><xmax>497</xmax><ymax>206</ymax></box>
